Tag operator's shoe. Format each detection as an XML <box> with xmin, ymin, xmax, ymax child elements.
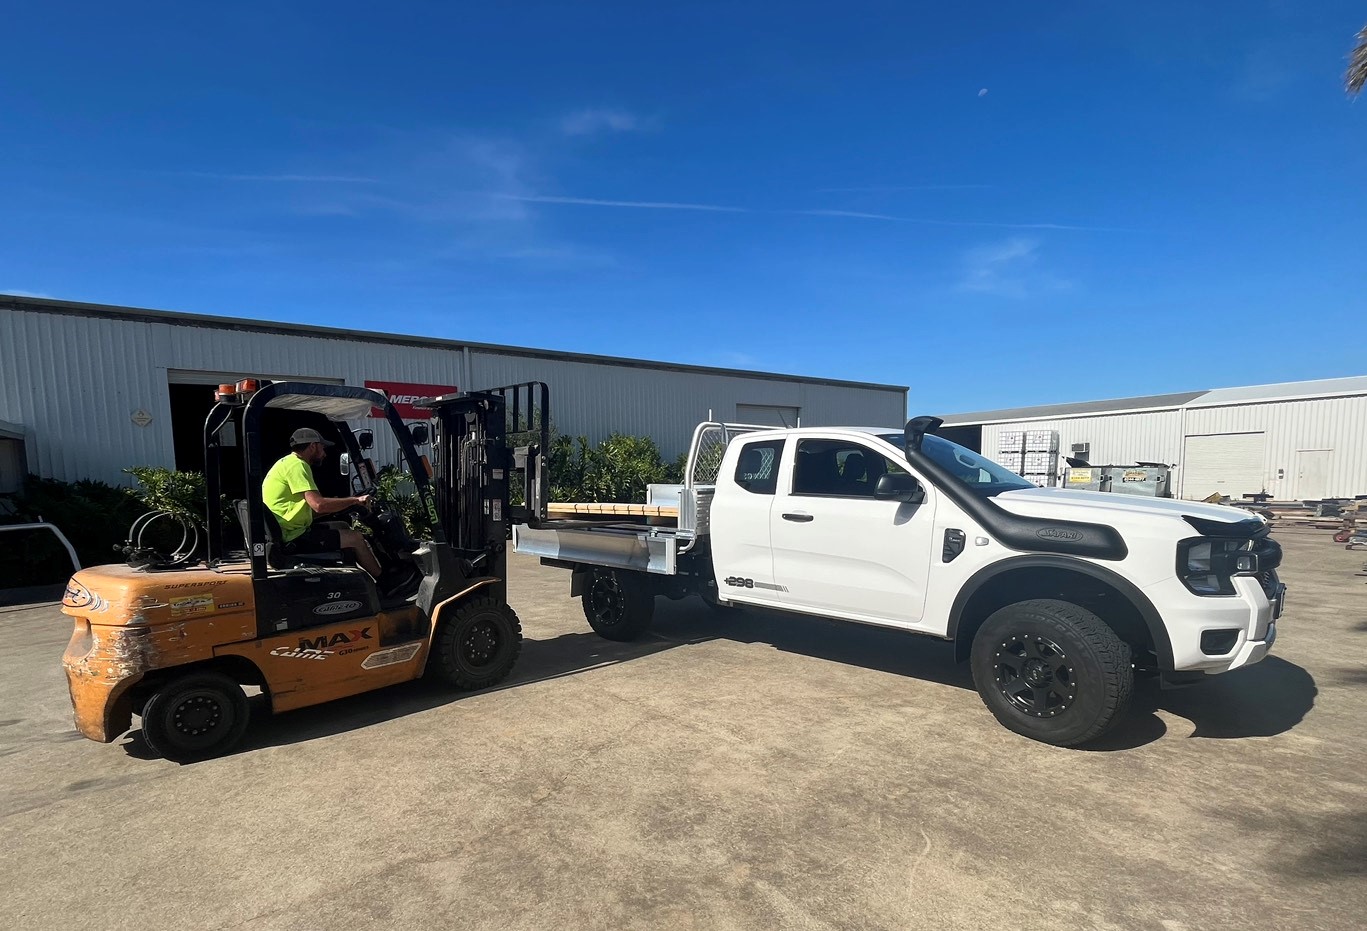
<box><xmin>380</xmin><ymin>566</ymin><xmax>422</xmax><ymax>600</ymax></box>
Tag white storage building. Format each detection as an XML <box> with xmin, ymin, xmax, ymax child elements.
<box><xmin>938</xmin><ymin>377</ymin><xmax>1367</xmax><ymax>501</ymax></box>
<box><xmin>0</xmin><ymin>296</ymin><xmax>907</xmax><ymax>489</ymax></box>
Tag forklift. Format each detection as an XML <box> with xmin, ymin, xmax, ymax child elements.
<box><xmin>60</xmin><ymin>377</ymin><xmax>551</xmax><ymax>762</ymax></box>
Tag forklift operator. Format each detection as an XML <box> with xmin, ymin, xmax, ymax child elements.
<box><xmin>263</xmin><ymin>427</ymin><xmax>383</xmax><ymax>579</ymax></box>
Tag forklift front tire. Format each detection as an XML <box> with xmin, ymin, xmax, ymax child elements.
<box><xmin>432</xmin><ymin>596</ymin><xmax>523</xmax><ymax>691</ymax></box>
<box><xmin>139</xmin><ymin>671</ymin><xmax>252</xmax><ymax>764</ymax></box>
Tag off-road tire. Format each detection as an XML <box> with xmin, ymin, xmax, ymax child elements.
<box><xmin>970</xmin><ymin>598</ymin><xmax>1133</xmax><ymax>747</ymax></box>
<box><xmin>582</xmin><ymin>569</ymin><xmax>655</xmax><ymax>641</ymax></box>
<box><xmin>140</xmin><ymin>671</ymin><xmax>252</xmax><ymax>763</ymax></box>
<box><xmin>432</xmin><ymin>596</ymin><xmax>523</xmax><ymax>690</ymax></box>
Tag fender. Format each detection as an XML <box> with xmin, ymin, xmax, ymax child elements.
<box><xmin>947</xmin><ymin>554</ymin><xmax>1174</xmax><ymax>670</ymax></box>
<box><xmin>428</xmin><ymin>577</ymin><xmax>501</xmax><ymax>636</ymax></box>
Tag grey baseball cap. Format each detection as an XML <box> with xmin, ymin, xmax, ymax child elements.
<box><xmin>290</xmin><ymin>427</ymin><xmax>335</xmax><ymax>448</ymax></box>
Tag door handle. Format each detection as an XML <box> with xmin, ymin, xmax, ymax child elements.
<box><xmin>782</xmin><ymin>512</ymin><xmax>814</xmax><ymax>522</ymax></box>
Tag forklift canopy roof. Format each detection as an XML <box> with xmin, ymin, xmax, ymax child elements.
<box><xmin>262</xmin><ymin>392</ymin><xmax>383</xmax><ymax>421</ymax></box>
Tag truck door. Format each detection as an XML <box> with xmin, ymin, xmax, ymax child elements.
<box><xmin>709</xmin><ymin>436</ymin><xmax>786</xmax><ymax>601</ymax></box>
<box><xmin>770</xmin><ymin>437</ymin><xmax>935</xmax><ymax>626</ymax></box>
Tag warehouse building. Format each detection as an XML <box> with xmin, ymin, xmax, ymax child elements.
<box><xmin>938</xmin><ymin>377</ymin><xmax>1367</xmax><ymax>501</ymax></box>
<box><xmin>0</xmin><ymin>296</ymin><xmax>907</xmax><ymax>489</ymax></box>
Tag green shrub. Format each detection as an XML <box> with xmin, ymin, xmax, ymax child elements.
<box><xmin>0</xmin><ymin>475</ymin><xmax>145</xmax><ymax>585</ymax></box>
<box><xmin>124</xmin><ymin>466</ymin><xmax>210</xmax><ymax>523</ymax></box>
<box><xmin>372</xmin><ymin>465</ymin><xmax>436</xmax><ymax>538</ymax></box>
<box><xmin>545</xmin><ymin>433</ymin><xmax>677</xmax><ymax>503</ymax></box>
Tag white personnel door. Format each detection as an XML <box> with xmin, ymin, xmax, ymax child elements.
<box><xmin>769</xmin><ymin>436</ymin><xmax>935</xmax><ymax>626</ymax></box>
<box><xmin>1295</xmin><ymin>449</ymin><xmax>1333</xmax><ymax>500</ymax></box>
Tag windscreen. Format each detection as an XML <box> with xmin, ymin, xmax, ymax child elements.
<box><xmin>880</xmin><ymin>433</ymin><xmax>1035</xmax><ymax>497</ymax></box>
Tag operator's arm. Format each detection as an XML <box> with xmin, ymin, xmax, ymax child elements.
<box><xmin>303</xmin><ymin>490</ymin><xmax>369</xmax><ymax>515</ymax></box>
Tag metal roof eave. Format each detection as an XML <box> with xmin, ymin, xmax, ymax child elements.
<box><xmin>2</xmin><ymin>295</ymin><xmax>909</xmax><ymax>395</ymax></box>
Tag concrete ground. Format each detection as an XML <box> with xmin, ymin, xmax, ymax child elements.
<box><xmin>1</xmin><ymin>529</ymin><xmax>1364</xmax><ymax>931</ymax></box>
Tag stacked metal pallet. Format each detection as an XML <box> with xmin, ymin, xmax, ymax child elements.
<box><xmin>997</xmin><ymin>429</ymin><xmax>1059</xmax><ymax>487</ymax></box>
<box><xmin>1024</xmin><ymin>430</ymin><xmax>1060</xmax><ymax>487</ymax></box>
<box><xmin>996</xmin><ymin>430</ymin><xmax>1025</xmax><ymax>476</ymax></box>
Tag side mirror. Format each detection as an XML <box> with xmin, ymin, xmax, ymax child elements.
<box><xmin>875</xmin><ymin>473</ymin><xmax>925</xmax><ymax>504</ymax></box>
<box><xmin>409</xmin><ymin>423</ymin><xmax>430</xmax><ymax>446</ymax></box>
<box><xmin>339</xmin><ymin>452</ymin><xmax>352</xmax><ymax>476</ymax></box>
<box><xmin>357</xmin><ymin>429</ymin><xmax>374</xmax><ymax>451</ymax></box>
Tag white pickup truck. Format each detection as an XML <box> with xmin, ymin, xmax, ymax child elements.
<box><xmin>514</xmin><ymin>417</ymin><xmax>1286</xmax><ymax>746</ymax></box>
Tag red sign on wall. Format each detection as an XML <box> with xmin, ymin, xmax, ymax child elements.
<box><xmin>365</xmin><ymin>381</ymin><xmax>459</xmax><ymax>419</ymax></box>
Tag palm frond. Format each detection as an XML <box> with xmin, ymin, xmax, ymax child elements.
<box><xmin>1348</xmin><ymin>23</ymin><xmax>1367</xmax><ymax>95</ymax></box>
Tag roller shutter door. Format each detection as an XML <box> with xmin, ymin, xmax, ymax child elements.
<box><xmin>1181</xmin><ymin>432</ymin><xmax>1266</xmax><ymax>500</ymax></box>
<box><xmin>736</xmin><ymin>404</ymin><xmax>800</xmax><ymax>428</ymax></box>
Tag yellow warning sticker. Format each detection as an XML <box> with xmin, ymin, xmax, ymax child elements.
<box><xmin>169</xmin><ymin>594</ymin><xmax>216</xmax><ymax>617</ymax></box>
<box><xmin>1068</xmin><ymin>469</ymin><xmax>1094</xmax><ymax>484</ymax></box>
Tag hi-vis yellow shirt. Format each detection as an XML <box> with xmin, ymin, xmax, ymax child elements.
<box><xmin>262</xmin><ymin>454</ymin><xmax>318</xmax><ymax>541</ymax></box>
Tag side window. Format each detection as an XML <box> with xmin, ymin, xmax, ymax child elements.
<box><xmin>793</xmin><ymin>439</ymin><xmax>906</xmax><ymax>498</ymax></box>
<box><xmin>734</xmin><ymin>439</ymin><xmax>784</xmax><ymax>495</ymax></box>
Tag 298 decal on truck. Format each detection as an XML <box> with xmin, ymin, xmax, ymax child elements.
<box><xmin>515</xmin><ymin>415</ymin><xmax>1286</xmax><ymax>747</ymax></box>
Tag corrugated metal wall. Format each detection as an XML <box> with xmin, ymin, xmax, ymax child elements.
<box><xmin>976</xmin><ymin>397</ymin><xmax>1367</xmax><ymax>499</ymax></box>
<box><xmin>981</xmin><ymin>410</ymin><xmax>1185</xmax><ymax>475</ymax></box>
<box><xmin>470</xmin><ymin>351</ymin><xmax>903</xmax><ymax>457</ymax></box>
<box><xmin>1183</xmin><ymin>396</ymin><xmax>1367</xmax><ymax>499</ymax></box>
<box><xmin>0</xmin><ymin>307</ymin><xmax>905</xmax><ymax>485</ymax></box>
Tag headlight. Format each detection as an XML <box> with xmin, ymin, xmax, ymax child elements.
<box><xmin>1177</xmin><ymin>537</ymin><xmax>1256</xmax><ymax>596</ymax></box>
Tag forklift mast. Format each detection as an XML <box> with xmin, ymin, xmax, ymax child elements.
<box><xmin>418</xmin><ymin>382</ymin><xmax>549</xmax><ymax>602</ymax></box>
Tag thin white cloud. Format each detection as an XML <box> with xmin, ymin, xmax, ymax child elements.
<box><xmin>181</xmin><ymin>171</ymin><xmax>379</xmax><ymax>183</ymax></box>
<box><xmin>496</xmin><ymin>193</ymin><xmax>748</xmax><ymax>213</ymax></box>
<box><xmin>560</xmin><ymin>108</ymin><xmax>643</xmax><ymax>136</ymax></box>
<box><xmin>815</xmin><ymin>184</ymin><xmax>991</xmax><ymax>193</ymax></box>
<box><xmin>498</xmin><ymin>193</ymin><xmax>1131</xmax><ymax>231</ymax></box>
<box><xmin>1</xmin><ymin>289</ymin><xmax>53</xmax><ymax>298</ymax></box>
<box><xmin>793</xmin><ymin>208</ymin><xmax>1132</xmax><ymax>232</ymax></box>
<box><xmin>959</xmin><ymin>237</ymin><xmax>1072</xmax><ymax>298</ymax></box>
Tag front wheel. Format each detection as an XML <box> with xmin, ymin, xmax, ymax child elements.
<box><xmin>970</xmin><ymin>599</ymin><xmax>1133</xmax><ymax>747</ymax></box>
<box><xmin>582</xmin><ymin>569</ymin><xmax>655</xmax><ymax>641</ymax></box>
<box><xmin>431</xmin><ymin>596</ymin><xmax>523</xmax><ymax>690</ymax></box>
<box><xmin>140</xmin><ymin>671</ymin><xmax>252</xmax><ymax>763</ymax></box>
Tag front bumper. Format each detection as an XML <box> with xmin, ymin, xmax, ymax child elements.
<box><xmin>1144</xmin><ymin>571</ymin><xmax>1284</xmax><ymax>674</ymax></box>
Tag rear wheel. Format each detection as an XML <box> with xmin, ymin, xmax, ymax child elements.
<box><xmin>970</xmin><ymin>599</ymin><xmax>1133</xmax><ymax>747</ymax></box>
<box><xmin>432</xmin><ymin>596</ymin><xmax>522</xmax><ymax>690</ymax></box>
<box><xmin>140</xmin><ymin>671</ymin><xmax>251</xmax><ymax>763</ymax></box>
<box><xmin>582</xmin><ymin>569</ymin><xmax>654</xmax><ymax>641</ymax></box>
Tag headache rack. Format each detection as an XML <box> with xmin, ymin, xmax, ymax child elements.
<box><xmin>512</xmin><ymin>420</ymin><xmax>770</xmax><ymax>576</ymax></box>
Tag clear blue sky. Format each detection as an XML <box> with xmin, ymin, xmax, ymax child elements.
<box><xmin>3</xmin><ymin>2</ymin><xmax>1364</xmax><ymax>413</ymax></box>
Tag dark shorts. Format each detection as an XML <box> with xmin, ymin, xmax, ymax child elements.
<box><xmin>286</xmin><ymin>522</ymin><xmax>342</xmax><ymax>553</ymax></box>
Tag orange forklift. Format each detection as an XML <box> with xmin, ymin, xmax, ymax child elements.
<box><xmin>61</xmin><ymin>377</ymin><xmax>551</xmax><ymax>761</ymax></box>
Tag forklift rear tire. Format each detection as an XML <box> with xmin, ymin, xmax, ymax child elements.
<box><xmin>582</xmin><ymin>569</ymin><xmax>654</xmax><ymax>641</ymax></box>
<box><xmin>432</xmin><ymin>596</ymin><xmax>523</xmax><ymax>690</ymax></box>
<box><xmin>139</xmin><ymin>671</ymin><xmax>252</xmax><ymax>764</ymax></box>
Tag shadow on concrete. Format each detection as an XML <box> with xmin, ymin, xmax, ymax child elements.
<box><xmin>120</xmin><ymin>628</ymin><xmax>685</xmax><ymax>762</ymax></box>
<box><xmin>0</xmin><ymin>584</ymin><xmax>65</xmax><ymax>610</ymax></box>
<box><xmin>651</xmin><ymin>598</ymin><xmax>975</xmax><ymax>692</ymax></box>
<box><xmin>1352</xmin><ymin>619</ymin><xmax>1367</xmax><ymax>633</ymax></box>
<box><xmin>118</xmin><ymin>601</ymin><xmax>1320</xmax><ymax>762</ymax></box>
<box><xmin>1280</xmin><ymin>810</ymin><xmax>1367</xmax><ymax>881</ymax></box>
<box><xmin>1144</xmin><ymin>655</ymin><xmax>1318</xmax><ymax>739</ymax></box>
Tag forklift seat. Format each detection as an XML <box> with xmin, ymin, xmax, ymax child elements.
<box><xmin>233</xmin><ymin>500</ymin><xmax>348</xmax><ymax>570</ymax></box>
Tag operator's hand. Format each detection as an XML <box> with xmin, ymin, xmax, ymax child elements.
<box><xmin>356</xmin><ymin>494</ymin><xmax>371</xmax><ymax>510</ymax></box>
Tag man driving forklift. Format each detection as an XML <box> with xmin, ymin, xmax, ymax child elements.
<box><xmin>262</xmin><ymin>426</ymin><xmax>383</xmax><ymax>580</ymax></box>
